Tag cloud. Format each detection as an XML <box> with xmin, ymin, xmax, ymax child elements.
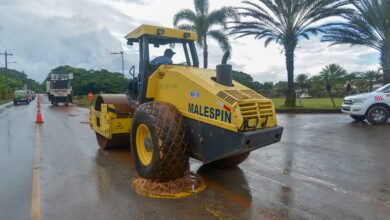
<box><xmin>107</xmin><ymin>0</ymin><xmax>154</xmax><ymax>5</ymax></box>
<box><xmin>0</xmin><ymin>0</ymin><xmax>138</xmax><ymax>81</ymax></box>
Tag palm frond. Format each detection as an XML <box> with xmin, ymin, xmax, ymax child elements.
<box><xmin>176</xmin><ymin>24</ymin><xmax>195</xmax><ymax>32</ymax></box>
<box><xmin>322</xmin><ymin>0</ymin><xmax>388</xmax><ymax>52</ymax></box>
<box><xmin>194</xmin><ymin>0</ymin><xmax>209</xmax><ymax>16</ymax></box>
<box><xmin>208</xmin><ymin>7</ymin><xmax>239</xmax><ymax>30</ymax></box>
<box><xmin>231</xmin><ymin>0</ymin><xmax>349</xmax><ymax>48</ymax></box>
<box><xmin>207</xmin><ymin>30</ymin><xmax>231</xmax><ymax>52</ymax></box>
<box><xmin>173</xmin><ymin>9</ymin><xmax>196</xmax><ymax>26</ymax></box>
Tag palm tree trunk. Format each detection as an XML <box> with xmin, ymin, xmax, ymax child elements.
<box><xmin>369</xmin><ymin>81</ymin><xmax>373</xmax><ymax>92</ymax></box>
<box><xmin>381</xmin><ymin>44</ymin><xmax>390</xmax><ymax>84</ymax></box>
<box><xmin>328</xmin><ymin>90</ymin><xmax>336</xmax><ymax>107</ymax></box>
<box><xmin>284</xmin><ymin>44</ymin><xmax>296</xmax><ymax>107</ymax></box>
<box><xmin>203</xmin><ymin>35</ymin><xmax>208</xmax><ymax>68</ymax></box>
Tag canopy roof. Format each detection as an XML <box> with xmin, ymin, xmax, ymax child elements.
<box><xmin>125</xmin><ymin>24</ymin><xmax>197</xmax><ymax>42</ymax></box>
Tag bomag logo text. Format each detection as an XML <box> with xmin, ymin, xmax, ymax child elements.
<box><xmin>188</xmin><ymin>103</ymin><xmax>231</xmax><ymax>123</ymax></box>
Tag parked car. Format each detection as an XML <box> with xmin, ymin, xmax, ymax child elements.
<box><xmin>13</xmin><ymin>90</ymin><xmax>30</xmax><ymax>105</ymax></box>
<box><xmin>342</xmin><ymin>83</ymin><xmax>390</xmax><ymax>125</ymax></box>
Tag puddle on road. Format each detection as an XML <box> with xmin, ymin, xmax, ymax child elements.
<box><xmin>133</xmin><ymin>172</ymin><xmax>206</xmax><ymax>199</ymax></box>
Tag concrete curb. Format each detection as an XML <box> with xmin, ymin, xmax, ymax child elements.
<box><xmin>276</xmin><ymin>109</ymin><xmax>341</xmax><ymax>114</ymax></box>
<box><xmin>0</xmin><ymin>101</ymin><xmax>13</xmax><ymax>110</ymax></box>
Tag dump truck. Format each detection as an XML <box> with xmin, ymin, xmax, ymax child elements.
<box><xmin>47</xmin><ymin>73</ymin><xmax>73</xmax><ymax>106</ymax></box>
<box><xmin>89</xmin><ymin>25</ymin><xmax>283</xmax><ymax>182</ymax></box>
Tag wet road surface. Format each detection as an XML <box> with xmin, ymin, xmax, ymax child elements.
<box><xmin>0</xmin><ymin>95</ymin><xmax>389</xmax><ymax>220</ymax></box>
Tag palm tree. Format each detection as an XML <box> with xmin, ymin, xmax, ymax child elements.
<box><xmin>364</xmin><ymin>70</ymin><xmax>382</xmax><ymax>91</ymax></box>
<box><xmin>319</xmin><ymin>64</ymin><xmax>347</xmax><ymax>107</ymax></box>
<box><xmin>344</xmin><ymin>72</ymin><xmax>357</xmax><ymax>95</ymax></box>
<box><xmin>173</xmin><ymin>0</ymin><xmax>238</xmax><ymax>68</ymax></box>
<box><xmin>322</xmin><ymin>0</ymin><xmax>390</xmax><ymax>84</ymax></box>
<box><xmin>296</xmin><ymin>73</ymin><xmax>309</xmax><ymax>92</ymax></box>
<box><xmin>295</xmin><ymin>73</ymin><xmax>309</xmax><ymax>105</ymax></box>
<box><xmin>229</xmin><ymin>0</ymin><xmax>350</xmax><ymax>107</ymax></box>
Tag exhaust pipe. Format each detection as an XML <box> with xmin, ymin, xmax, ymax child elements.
<box><xmin>216</xmin><ymin>51</ymin><xmax>233</xmax><ymax>87</ymax></box>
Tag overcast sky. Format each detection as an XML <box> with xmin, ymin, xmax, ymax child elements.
<box><xmin>0</xmin><ymin>0</ymin><xmax>379</xmax><ymax>83</ymax></box>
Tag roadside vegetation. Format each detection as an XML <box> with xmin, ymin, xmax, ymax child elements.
<box><xmin>45</xmin><ymin>66</ymin><xmax>128</xmax><ymax>96</ymax></box>
<box><xmin>0</xmin><ymin>68</ymin><xmax>42</xmax><ymax>101</ymax></box>
<box><xmin>174</xmin><ymin>0</ymin><xmax>389</xmax><ymax>108</ymax></box>
<box><xmin>229</xmin><ymin>0</ymin><xmax>351</xmax><ymax>108</ymax></box>
<box><xmin>72</xmin><ymin>95</ymin><xmax>97</xmax><ymax>107</ymax></box>
<box><xmin>59</xmin><ymin>62</ymin><xmax>382</xmax><ymax>110</ymax></box>
<box><xmin>272</xmin><ymin>98</ymin><xmax>343</xmax><ymax>110</ymax></box>
<box><xmin>232</xmin><ymin>66</ymin><xmax>383</xmax><ymax>109</ymax></box>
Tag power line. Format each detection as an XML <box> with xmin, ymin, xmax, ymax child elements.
<box><xmin>0</xmin><ymin>50</ymin><xmax>13</xmax><ymax>89</ymax></box>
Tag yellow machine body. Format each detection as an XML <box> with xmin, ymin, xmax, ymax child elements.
<box><xmin>89</xmin><ymin>104</ymin><xmax>132</xmax><ymax>139</ymax></box>
<box><xmin>125</xmin><ymin>24</ymin><xmax>197</xmax><ymax>42</ymax></box>
<box><xmin>89</xmin><ymin>24</ymin><xmax>283</xmax><ymax>162</ymax></box>
<box><xmin>89</xmin><ymin>95</ymin><xmax>132</xmax><ymax>141</ymax></box>
<box><xmin>147</xmin><ymin>65</ymin><xmax>277</xmax><ymax>132</ymax></box>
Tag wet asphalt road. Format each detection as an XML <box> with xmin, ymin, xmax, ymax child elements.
<box><xmin>0</xmin><ymin>95</ymin><xmax>389</xmax><ymax>220</ymax></box>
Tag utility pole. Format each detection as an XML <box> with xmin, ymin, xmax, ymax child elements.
<box><xmin>0</xmin><ymin>50</ymin><xmax>13</xmax><ymax>90</ymax></box>
<box><xmin>110</xmin><ymin>51</ymin><xmax>124</xmax><ymax>75</ymax></box>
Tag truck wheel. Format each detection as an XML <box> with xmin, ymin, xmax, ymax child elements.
<box><xmin>350</xmin><ymin>115</ymin><xmax>366</xmax><ymax>121</ymax></box>
<box><xmin>209</xmin><ymin>153</ymin><xmax>250</xmax><ymax>169</ymax></box>
<box><xmin>131</xmin><ymin>102</ymin><xmax>189</xmax><ymax>182</ymax></box>
<box><xmin>367</xmin><ymin>106</ymin><xmax>389</xmax><ymax>125</ymax></box>
<box><xmin>13</xmin><ymin>101</ymin><xmax>17</xmax><ymax>105</ymax></box>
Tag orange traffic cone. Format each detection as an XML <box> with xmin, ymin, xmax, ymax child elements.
<box><xmin>36</xmin><ymin>108</ymin><xmax>44</xmax><ymax>123</ymax></box>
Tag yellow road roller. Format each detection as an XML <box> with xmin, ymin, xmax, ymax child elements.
<box><xmin>89</xmin><ymin>25</ymin><xmax>283</xmax><ymax>182</ymax></box>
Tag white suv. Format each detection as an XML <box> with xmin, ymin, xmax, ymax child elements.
<box><xmin>342</xmin><ymin>84</ymin><xmax>390</xmax><ymax>125</ymax></box>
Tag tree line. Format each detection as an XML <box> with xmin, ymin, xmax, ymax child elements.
<box><xmin>0</xmin><ymin>68</ymin><xmax>42</xmax><ymax>100</ymax></box>
<box><xmin>233</xmin><ymin>64</ymin><xmax>384</xmax><ymax>102</ymax></box>
<box><xmin>46</xmin><ymin>66</ymin><xmax>128</xmax><ymax>95</ymax></box>
<box><xmin>173</xmin><ymin>0</ymin><xmax>390</xmax><ymax>107</ymax></box>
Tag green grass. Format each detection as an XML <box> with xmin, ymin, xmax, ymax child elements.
<box><xmin>272</xmin><ymin>98</ymin><xmax>343</xmax><ymax>109</ymax></box>
<box><xmin>73</xmin><ymin>95</ymin><xmax>96</xmax><ymax>107</ymax></box>
<box><xmin>0</xmin><ymin>99</ymin><xmax>12</xmax><ymax>105</ymax></box>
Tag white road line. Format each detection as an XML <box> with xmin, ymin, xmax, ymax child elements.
<box><xmin>31</xmin><ymin>125</ymin><xmax>41</xmax><ymax>220</ymax></box>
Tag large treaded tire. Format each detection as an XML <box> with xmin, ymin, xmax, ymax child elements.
<box><xmin>209</xmin><ymin>152</ymin><xmax>250</xmax><ymax>169</ymax></box>
<box><xmin>131</xmin><ymin>102</ymin><xmax>189</xmax><ymax>182</ymax></box>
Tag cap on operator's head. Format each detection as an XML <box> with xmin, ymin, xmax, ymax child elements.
<box><xmin>164</xmin><ymin>49</ymin><xmax>176</xmax><ymax>56</ymax></box>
